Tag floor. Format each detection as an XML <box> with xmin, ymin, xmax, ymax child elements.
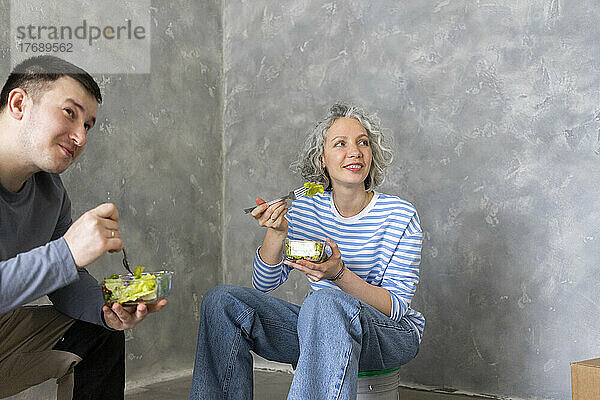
<box><xmin>125</xmin><ymin>370</ymin><xmax>493</xmax><ymax>399</ymax></box>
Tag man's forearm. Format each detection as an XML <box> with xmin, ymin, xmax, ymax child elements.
<box><xmin>48</xmin><ymin>267</ymin><xmax>106</xmax><ymax>327</ymax></box>
<box><xmin>0</xmin><ymin>238</ymin><xmax>78</xmax><ymax>315</ymax></box>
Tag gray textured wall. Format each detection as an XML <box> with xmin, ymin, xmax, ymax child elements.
<box><xmin>3</xmin><ymin>0</ymin><xmax>600</xmax><ymax>399</ymax></box>
<box><xmin>2</xmin><ymin>0</ymin><xmax>222</xmax><ymax>398</ymax></box>
<box><xmin>222</xmin><ymin>1</ymin><xmax>600</xmax><ymax>399</ymax></box>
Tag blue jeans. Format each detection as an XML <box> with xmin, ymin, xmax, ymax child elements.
<box><xmin>189</xmin><ymin>285</ymin><xmax>419</xmax><ymax>400</ymax></box>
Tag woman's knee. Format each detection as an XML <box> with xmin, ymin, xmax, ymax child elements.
<box><xmin>300</xmin><ymin>288</ymin><xmax>360</xmax><ymax>318</ymax></box>
<box><xmin>202</xmin><ymin>285</ymin><xmax>241</xmax><ymax>306</ymax></box>
<box><xmin>201</xmin><ymin>285</ymin><xmax>259</xmax><ymax>316</ymax></box>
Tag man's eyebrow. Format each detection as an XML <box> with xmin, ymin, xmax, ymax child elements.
<box><xmin>65</xmin><ymin>98</ymin><xmax>85</xmax><ymax>112</ymax></box>
<box><xmin>65</xmin><ymin>98</ymin><xmax>96</xmax><ymax>126</ymax></box>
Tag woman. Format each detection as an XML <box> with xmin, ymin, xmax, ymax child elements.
<box><xmin>190</xmin><ymin>104</ymin><xmax>425</xmax><ymax>400</ymax></box>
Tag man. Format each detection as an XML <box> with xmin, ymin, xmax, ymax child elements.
<box><xmin>0</xmin><ymin>56</ymin><xmax>166</xmax><ymax>399</ymax></box>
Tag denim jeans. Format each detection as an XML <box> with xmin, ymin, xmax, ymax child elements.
<box><xmin>190</xmin><ymin>285</ymin><xmax>419</xmax><ymax>400</ymax></box>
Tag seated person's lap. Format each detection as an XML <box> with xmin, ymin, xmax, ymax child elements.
<box><xmin>0</xmin><ymin>305</ymin><xmax>125</xmax><ymax>399</ymax></box>
<box><xmin>0</xmin><ymin>305</ymin><xmax>77</xmax><ymax>397</ymax></box>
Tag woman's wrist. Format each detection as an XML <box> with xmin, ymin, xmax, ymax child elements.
<box><xmin>266</xmin><ymin>218</ymin><xmax>288</xmax><ymax>235</ymax></box>
<box><xmin>329</xmin><ymin>260</ymin><xmax>345</xmax><ymax>281</ymax></box>
<box><xmin>257</xmin><ymin>246</ymin><xmax>283</xmax><ymax>266</ymax></box>
<box><xmin>260</xmin><ymin>226</ymin><xmax>288</xmax><ymax>265</ymax></box>
<box><xmin>267</xmin><ymin>227</ymin><xmax>287</xmax><ymax>237</ymax></box>
<box><xmin>265</xmin><ymin>222</ymin><xmax>288</xmax><ymax>242</ymax></box>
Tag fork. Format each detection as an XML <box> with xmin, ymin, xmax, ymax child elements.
<box><xmin>122</xmin><ymin>248</ymin><xmax>133</xmax><ymax>275</ymax></box>
<box><xmin>243</xmin><ymin>186</ymin><xmax>307</xmax><ymax>214</ymax></box>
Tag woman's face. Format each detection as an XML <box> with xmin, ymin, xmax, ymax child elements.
<box><xmin>322</xmin><ymin>117</ymin><xmax>372</xmax><ymax>191</ymax></box>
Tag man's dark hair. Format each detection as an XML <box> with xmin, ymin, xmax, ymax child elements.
<box><xmin>0</xmin><ymin>56</ymin><xmax>102</xmax><ymax>112</ymax></box>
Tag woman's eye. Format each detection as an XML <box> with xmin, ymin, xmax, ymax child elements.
<box><xmin>64</xmin><ymin>108</ymin><xmax>74</xmax><ymax>117</ymax></box>
<box><xmin>334</xmin><ymin>141</ymin><xmax>345</xmax><ymax>147</ymax></box>
<box><xmin>359</xmin><ymin>140</ymin><xmax>370</xmax><ymax>146</ymax></box>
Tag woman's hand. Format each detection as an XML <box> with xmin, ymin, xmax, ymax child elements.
<box><xmin>284</xmin><ymin>238</ymin><xmax>344</xmax><ymax>282</ymax></box>
<box><xmin>251</xmin><ymin>197</ymin><xmax>288</xmax><ymax>233</ymax></box>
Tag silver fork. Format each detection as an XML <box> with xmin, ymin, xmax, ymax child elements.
<box><xmin>243</xmin><ymin>186</ymin><xmax>307</xmax><ymax>214</ymax></box>
<box><xmin>122</xmin><ymin>248</ymin><xmax>133</xmax><ymax>275</ymax></box>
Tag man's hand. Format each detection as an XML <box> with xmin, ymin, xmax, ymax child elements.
<box><xmin>63</xmin><ymin>203</ymin><xmax>123</xmax><ymax>268</ymax></box>
<box><xmin>102</xmin><ymin>300</ymin><xmax>168</xmax><ymax>330</ymax></box>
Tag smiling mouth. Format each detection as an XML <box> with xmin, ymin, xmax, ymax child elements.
<box><xmin>59</xmin><ymin>145</ymin><xmax>74</xmax><ymax>158</ymax></box>
<box><xmin>343</xmin><ymin>164</ymin><xmax>364</xmax><ymax>172</ymax></box>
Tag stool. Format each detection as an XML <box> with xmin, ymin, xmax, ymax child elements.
<box><xmin>357</xmin><ymin>367</ymin><xmax>401</xmax><ymax>400</ymax></box>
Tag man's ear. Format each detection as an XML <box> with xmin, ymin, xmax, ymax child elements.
<box><xmin>7</xmin><ymin>88</ymin><xmax>28</xmax><ymax>120</ymax></box>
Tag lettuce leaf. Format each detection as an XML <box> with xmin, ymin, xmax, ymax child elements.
<box><xmin>104</xmin><ymin>268</ymin><xmax>158</xmax><ymax>303</ymax></box>
<box><xmin>304</xmin><ymin>181</ymin><xmax>324</xmax><ymax>197</ymax></box>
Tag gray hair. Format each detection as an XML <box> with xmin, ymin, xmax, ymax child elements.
<box><xmin>291</xmin><ymin>103</ymin><xmax>394</xmax><ymax>191</ymax></box>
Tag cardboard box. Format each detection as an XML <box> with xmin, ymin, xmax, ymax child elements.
<box><xmin>571</xmin><ymin>358</ymin><xmax>600</xmax><ymax>400</ymax></box>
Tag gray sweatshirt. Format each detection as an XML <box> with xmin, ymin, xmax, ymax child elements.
<box><xmin>0</xmin><ymin>172</ymin><xmax>106</xmax><ymax>326</ymax></box>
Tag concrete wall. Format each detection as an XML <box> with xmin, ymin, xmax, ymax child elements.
<box><xmin>3</xmin><ymin>0</ymin><xmax>600</xmax><ymax>399</ymax></box>
<box><xmin>1</xmin><ymin>0</ymin><xmax>223</xmax><ymax>397</ymax></box>
<box><xmin>222</xmin><ymin>1</ymin><xmax>600</xmax><ymax>399</ymax></box>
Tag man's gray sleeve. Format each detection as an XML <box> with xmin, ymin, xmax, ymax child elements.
<box><xmin>0</xmin><ymin>238</ymin><xmax>78</xmax><ymax>315</ymax></box>
<box><xmin>48</xmin><ymin>268</ymin><xmax>106</xmax><ymax>327</ymax></box>
<box><xmin>46</xmin><ymin>180</ymin><xmax>106</xmax><ymax>327</ymax></box>
<box><xmin>0</xmin><ymin>237</ymin><xmax>106</xmax><ymax>326</ymax></box>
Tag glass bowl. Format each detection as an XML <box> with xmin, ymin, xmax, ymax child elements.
<box><xmin>283</xmin><ymin>239</ymin><xmax>326</xmax><ymax>262</ymax></box>
<box><xmin>102</xmin><ymin>270</ymin><xmax>173</xmax><ymax>306</ymax></box>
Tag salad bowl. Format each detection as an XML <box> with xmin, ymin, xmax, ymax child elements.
<box><xmin>102</xmin><ymin>268</ymin><xmax>173</xmax><ymax>306</ymax></box>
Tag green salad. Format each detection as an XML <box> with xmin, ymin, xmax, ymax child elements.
<box><xmin>284</xmin><ymin>239</ymin><xmax>325</xmax><ymax>262</ymax></box>
<box><xmin>304</xmin><ymin>181</ymin><xmax>324</xmax><ymax>197</ymax></box>
<box><xmin>103</xmin><ymin>266</ymin><xmax>158</xmax><ymax>304</ymax></box>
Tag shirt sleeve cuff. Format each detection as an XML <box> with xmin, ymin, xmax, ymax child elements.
<box><xmin>252</xmin><ymin>246</ymin><xmax>287</xmax><ymax>292</ymax></box>
<box><xmin>50</xmin><ymin>238</ymin><xmax>79</xmax><ymax>286</ymax></box>
<box><xmin>255</xmin><ymin>246</ymin><xmax>284</xmax><ymax>267</ymax></box>
<box><xmin>389</xmin><ymin>291</ymin><xmax>408</xmax><ymax>322</ymax></box>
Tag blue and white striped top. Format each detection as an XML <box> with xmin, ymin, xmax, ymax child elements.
<box><xmin>252</xmin><ymin>191</ymin><xmax>425</xmax><ymax>342</ymax></box>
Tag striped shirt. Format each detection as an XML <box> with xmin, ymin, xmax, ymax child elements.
<box><xmin>252</xmin><ymin>191</ymin><xmax>425</xmax><ymax>342</ymax></box>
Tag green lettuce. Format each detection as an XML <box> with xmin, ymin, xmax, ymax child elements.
<box><xmin>304</xmin><ymin>181</ymin><xmax>324</xmax><ymax>197</ymax></box>
<box><xmin>103</xmin><ymin>266</ymin><xmax>158</xmax><ymax>303</ymax></box>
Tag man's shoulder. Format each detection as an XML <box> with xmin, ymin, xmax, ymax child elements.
<box><xmin>33</xmin><ymin>172</ymin><xmax>67</xmax><ymax>193</ymax></box>
<box><xmin>31</xmin><ymin>172</ymin><xmax>70</xmax><ymax>208</ymax></box>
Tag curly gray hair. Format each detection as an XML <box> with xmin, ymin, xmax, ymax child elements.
<box><xmin>291</xmin><ymin>103</ymin><xmax>394</xmax><ymax>191</ymax></box>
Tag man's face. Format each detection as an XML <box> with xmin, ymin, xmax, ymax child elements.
<box><xmin>21</xmin><ymin>76</ymin><xmax>97</xmax><ymax>174</ymax></box>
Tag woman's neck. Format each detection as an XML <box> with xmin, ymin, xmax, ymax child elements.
<box><xmin>332</xmin><ymin>185</ymin><xmax>373</xmax><ymax>218</ymax></box>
